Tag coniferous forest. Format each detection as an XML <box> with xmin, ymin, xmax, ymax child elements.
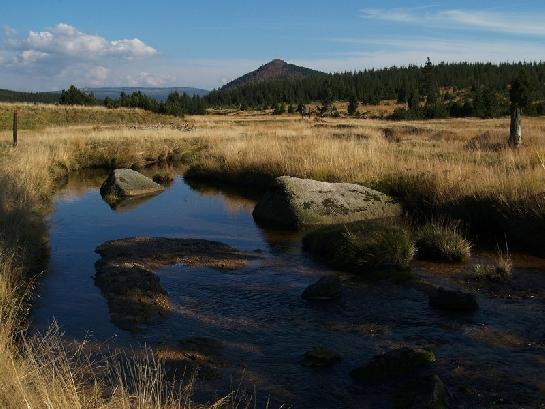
<box><xmin>206</xmin><ymin>60</ymin><xmax>545</xmax><ymax>118</ymax></box>
<box><xmin>4</xmin><ymin>60</ymin><xmax>545</xmax><ymax>119</ymax></box>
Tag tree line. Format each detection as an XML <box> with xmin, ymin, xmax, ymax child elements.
<box><xmin>58</xmin><ymin>85</ymin><xmax>206</xmax><ymax>115</ymax></box>
<box><xmin>0</xmin><ymin>88</ymin><xmax>59</xmax><ymax>104</ymax></box>
<box><xmin>207</xmin><ymin>59</ymin><xmax>545</xmax><ymax>119</ymax></box>
<box><xmin>42</xmin><ymin>60</ymin><xmax>545</xmax><ymax>120</ymax></box>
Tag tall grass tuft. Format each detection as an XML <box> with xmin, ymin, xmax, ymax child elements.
<box><xmin>415</xmin><ymin>222</ymin><xmax>472</xmax><ymax>263</ymax></box>
<box><xmin>303</xmin><ymin>220</ymin><xmax>415</xmax><ymax>274</ymax></box>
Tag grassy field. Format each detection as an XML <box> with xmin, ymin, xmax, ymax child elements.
<box><xmin>1</xmin><ymin>102</ymin><xmax>545</xmax><ymax>407</ymax></box>
<box><xmin>186</xmin><ymin>114</ymin><xmax>545</xmax><ymax>252</ymax></box>
<box><xmin>0</xmin><ymin>103</ymin><xmax>188</xmax><ymax>131</ymax></box>
<box><xmin>0</xmin><ymin>105</ymin><xmax>208</xmax><ymax>408</ymax></box>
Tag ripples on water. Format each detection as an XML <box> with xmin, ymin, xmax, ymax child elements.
<box><xmin>32</xmin><ymin>171</ymin><xmax>545</xmax><ymax>408</ymax></box>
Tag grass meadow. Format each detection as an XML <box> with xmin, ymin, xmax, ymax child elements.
<box><xmin>1</xmin><ymin>102</ymin><xmax>545</xmax><ymax>407</ymax></box>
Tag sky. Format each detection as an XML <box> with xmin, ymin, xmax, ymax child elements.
<box><xmin>1</xmin><ymin>0</ymin><xmax>545</xmax><ymax>91</ymax></box>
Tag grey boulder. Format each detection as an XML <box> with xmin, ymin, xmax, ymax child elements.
<box><xmin>100</xmin><ymin>169</ymin><xmax>164</xmax><ymax>203</ymax></box>
<box><xmin>252</xmin><ymin>176</ymin><xmax>401</xmax><ymax>229</ymax></box>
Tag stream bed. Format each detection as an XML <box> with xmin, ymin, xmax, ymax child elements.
<box><xmin>32</xmin><ymin>170</ymin><xmax>545</xmax><ymax>409</ymax></box>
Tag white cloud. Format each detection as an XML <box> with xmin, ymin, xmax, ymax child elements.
<box><xmin>17</xmin><ymin>50</ymin><xmax>49</xmax><ymax>64</ymax></box>
<box><xmin>0</xmin><ymin>23</ymin><xmax>161</xmax><ymax>89</ymax></box>
<box><xmin>14</xmin><ymin>23</ymin><xmax>157</xmax><ymax>59</ymax></box>
<box><xmin>124</xmin><ymin>72</ymin><xmax>174</xmax><ymax>87</ymax></box>
<box><xmin>361</xmin><ymin>8</ymin><xmax>545</xmax><ymax>36</ymax></box>
<box><xmin>89</xmin><ymin>66</ymin><xmax>110</xmax><ymax>82</ymax></box>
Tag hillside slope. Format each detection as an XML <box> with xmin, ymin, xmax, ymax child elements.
<box><xmin>222</xmin><ymin>59</ymin><xmax>324</xmax><ymax>89</ymax></box>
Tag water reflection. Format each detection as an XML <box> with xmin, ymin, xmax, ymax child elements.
<box><xmin>32</xmin><ymin>171</ymin><xmax>545</xmax><ymax>408</ymax></box>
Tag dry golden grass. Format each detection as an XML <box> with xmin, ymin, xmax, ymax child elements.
<box><xmin>1</xmin><ymin>102</ymin><xmax>545</xmax><ymax>407</ymax></box>
<box><xmin>0</xmin><ymin>103</ymin><xmax>188</xmax><ymax>131</ymax></box>
<box><xmin>188</xmin><ymin>114</ymin><xmax>545</xmax><ymax>203</ymax></box>
<box><xmin>0</xmin><ymin>106</ymin><xmax>221</xmax><ymax>408</ymax></box>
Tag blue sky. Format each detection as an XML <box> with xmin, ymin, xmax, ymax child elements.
<box><xmin>1</xmin><ymin>0</ymin><xmax>545</xmax><ymax>91</ymax></box>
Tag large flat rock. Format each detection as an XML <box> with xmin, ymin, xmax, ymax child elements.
<box><xmin>94</xmin><ymin>237</ymin><xmax>255</xmax><ymax>331</ymax></box>
<box><xmin>100</xmin><ymin>169</ymin><xmax>164</xmax><ymax>203</ymax></box>
<box><xmin>252</xmin><ymin>176</ymin><xmax>401</xmax><ymax>229</ymax></box>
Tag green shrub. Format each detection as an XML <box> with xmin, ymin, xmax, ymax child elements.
<box><xmin>303</xmin><ymin>220</ymin><xmax>415</xmax><ymax>274</ymax></box>
<box><xmin>415</xmin><ymin>222</ymin><xmax>471</xmax><ymax>262</ymax></box>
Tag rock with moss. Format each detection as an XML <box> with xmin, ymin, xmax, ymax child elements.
<box><xmin>303</xmin><ymin>220</ymin><xmax>415</xmax><ymax>274</ymax></box>
<box><xmin>302</xmin><ymin>275</ymin><xmax>341</xmax><ymax>301</ymax></box>
<box><xmin>394</xmin><ymin>374</ymin><xmax>449</xmax><ymax>409</ymax></box>
<box><xmin>351</xmin><ymin>347</ymin><xmax>436</xmax><ymax>381</ymax></box>
<box><xmin>302</xmin><ymin>347</ymin><xmax>342</xmax><ymax>368</ymax></box>
<box><xmin>252</xmin><ymin>176</ymin><xmax>402</xmax><ymax>229</ymax></box>
<box><xmin>100</xmin><ymin>168</ymin><xmax>164</xmax><ymax>204</ymax></box>
<box><xmin>429</xmin><ymin>287</ymin><xmax>478</xmax><ymax>313</ymax></box>
<box><xmin>415</xmin><ymin>223</ymin><xmax>471</xmax><ymax>262</ymax></box>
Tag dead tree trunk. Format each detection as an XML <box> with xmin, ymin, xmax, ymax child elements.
<box><xmin>509</xmin><ymin>107</ymin><xmax>522</xmax><ymax>148</ymax></box>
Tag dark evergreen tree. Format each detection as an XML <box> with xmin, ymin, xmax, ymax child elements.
<box><xmin>59</xmin><ymin>85</ymin><xmax>97</xmax><ymax>105</ymax></box>
<box><xmin>408</xmin><ymin>90</ymin><xmax>420</xmax><ymax>110</ymax></box>
<box><xmin>272</xmin><ymin>103</ymin><xmax>286</xmax><ymax>115</ymax></box>
<box><xmin>347</xmin><ymin>95</ymin><xmax>359</xmax><ymax>115</ymax></box>
<box><xmin>510</xmin><ymin>70</ymin><xmax>532</xmax><ymax>111</ymax></box>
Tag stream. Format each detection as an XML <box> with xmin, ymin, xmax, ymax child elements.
<box><xmin>31</xmin><ymin>170</ymin><xmax>545</xmax><ymax>409</ymax></box>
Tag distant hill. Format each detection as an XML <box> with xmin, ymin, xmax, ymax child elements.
<box><xmin>85</xmin><ymin>87</ymin><xmax>209</xmax><ymax>101</ymax></box>
<box><xmin>222</xmin><ymin>59</ymin><xmax>324</xmax><ymax>89</ymax></box>
<box><xmin>0</xmin><ymin>89</ymin><xmax>60</xmax><ymax>104</ymax></box>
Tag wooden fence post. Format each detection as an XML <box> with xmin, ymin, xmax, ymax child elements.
<box><xmin>509</xmin><ymin>107</ymin><xmax>522</xmax><ymax>148</ymax></box>
<box><xmin>13</xmin><ymin>111</ymin><xmax>18</xmax><ymax>147</ymax></box>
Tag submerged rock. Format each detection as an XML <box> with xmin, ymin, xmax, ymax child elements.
<box><xmin>394</xmin><ymin>374</ymin><xmax>449</xmax><ymax>409</ymax></box>
<box><xmin>252</xmin><ymin>176</ymin><xmax>401</xmax><ymax>229</ymax></box>
<box><xmin>100</xmin><ymin>169</ymin><xmax>164</xmax><ymax>204</ymax></box>
<box><xmin>429</xmin><ymin>287</ymin><xmax>478</xmax><ymax>313</ymax></box>
<box><xmin>94</xmin><ymin>237</ymin><xmax>254</xmax><ymax>331</ymax></box>
<box><xmin>302</xmin><ymin>346</ymin><xmax>342</xmax><ymax>368</ymax></box>
<box><xmin>178</xmin><ymin>336</ymin><xmax>224</xmax><ymax>355</ymax></box>
<box><xmin>158</xmin><ymin>337</ymin><xmax>226</xmax><ymax>380</ymax></box>
<box><xmin>351</xmin><ymin>347</ymin><xmax>436</xmax><ymax>381</ymax></box>
<box><xmin>302</xmin><ymin>275</ymin><xmax>341</xmax><ymax>301</ymax></box>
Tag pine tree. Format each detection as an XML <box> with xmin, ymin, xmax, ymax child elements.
<box><xmin>408</xmin><ymin>90</ymin><xmax>420</xmax><ymax>110</ymax></box>
<box><xmin>59</xmin><ymin>85</ymin><xmax>97</xmax><ymax>106</ymax></box>
<box><xmin>347</xmin><ymin>95</ymin><xmax>358</xmax><ymax>115</ymax></box>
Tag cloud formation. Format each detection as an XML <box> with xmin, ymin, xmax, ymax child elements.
<box><xmin>361</xmin><ymin>8</ymin><xmax>545</xmax><ymax>36</ymax></box>
<box><xmin>7</xmin><ymin>23</ymin><xmax>156</xmax><ymax>60</ymax></box>
<box><xmin>0</xmin><ymin>23</ymin><xmax>161</xmax><ymax>90</ymax></box>
<box><xmin>2</xmin><ymin>11</ymin><xmax>545</xmax><ymax>93</ymax></box>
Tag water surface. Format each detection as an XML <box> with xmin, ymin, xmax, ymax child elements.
<box><xmin>32</xmin><ymin>172</ymin><xmax>545</xmax><ymax>408</ymax></box>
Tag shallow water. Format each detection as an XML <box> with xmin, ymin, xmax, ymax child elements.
<box><xmin>32</xmin><ymin>171</ymin><xmax>545</xmax><ymax>408</ymax></box>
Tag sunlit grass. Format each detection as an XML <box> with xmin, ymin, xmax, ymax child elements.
<box><xmin>1</xmin><ymin>102</ymin><xmax>545</xmax><ymax>407</ymax></box>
